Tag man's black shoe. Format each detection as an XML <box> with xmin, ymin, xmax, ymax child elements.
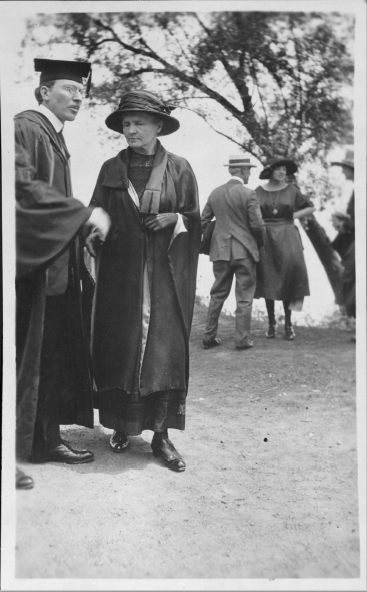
<box><xmin>203</xmin><ymin>337</ymin><xmax>222</xmax><ymax>349</ymax></box>
<box><xmin>16</xmin><ymin>467</ymin><xmax>34</xmax><ymax>489</ymax></box>
<box><xmin>235</xmin><ymin>339</ymin><xmax>254</xmax><ymax>350</ymax></box>
<box><xmin>43</xmin><ymin>440</ymin><xmax>94</xmax><ymax>464</ymax></box>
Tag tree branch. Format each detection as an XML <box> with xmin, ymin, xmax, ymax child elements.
<box><xmin>91</xmin><ymin>17</ymin><xmax>258</xmax><ymax>130</ymax></box>
<box><xmin>289</xmin><ymin>20</ymin><xmax>305</xmax><ymax>147</ymax></box>
<box><xmin>182</xmin><ymin>106</ymin><xmax>260</xmax><ymax>158</ymax></box>
<box><xmin>248</xmin><ymin>54</ymin><xmax>269</xmax><ymax>134</ymax></box>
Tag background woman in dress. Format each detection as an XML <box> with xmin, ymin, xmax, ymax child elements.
<box><xmin>255</xmin><ymin>157</ymin><xmax>315</xmax><ymax>340</ymax></box>
<box><xmin>86</xmin><ymin>90</ymin><xmax>201</xmax><ymax>472</ymax></box>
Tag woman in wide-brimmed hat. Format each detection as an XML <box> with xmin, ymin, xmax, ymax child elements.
<box><xmin>86</xmin><ymin>90</ymin><xmax>201</xmax><ymax>472</ymax></box>
<box><xmin>254</xmin><ymin>157</ymin><xmax>315</xmax><ymax>340</ymax></box>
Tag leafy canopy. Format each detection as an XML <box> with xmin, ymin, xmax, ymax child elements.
<box><xmin>27</xmin><ymin>11</ymin><xmax>354</xmax><ymax>160</ymax></box>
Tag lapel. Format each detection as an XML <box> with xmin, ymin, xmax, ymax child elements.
<box><xmin>140</xmin><ymin>141</ymin><xmax>168</xmax><ymax>215</ymax></box>
<box><xmin>101</xmin><ymin>149</ymin><xmax>140</xmax><ymax>222</ymax></box>
<box><xmin>101</xmin><ymin>150</ymin><xmax>129</xmax><ymax>190</ymax></box>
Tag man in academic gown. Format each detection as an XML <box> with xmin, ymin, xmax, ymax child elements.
<box><xmin>15</xmin><ymin>59</ymin><xmax>110</xmax><ymax>488</ymax></box>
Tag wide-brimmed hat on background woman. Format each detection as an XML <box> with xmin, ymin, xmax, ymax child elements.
<box><xmin>331</xmin><ymin>149</ymin><xmax>354</xmax><ymax>170</ymax></box>
<box><xmin>259</xmin><ymin>157</ymin><xmax>298</xmax><ymax>180</ymax></box>
<box><xmin>105</xmin><ymin>90</ymin><xmax>180</xmax><ymax>136</ymax></box>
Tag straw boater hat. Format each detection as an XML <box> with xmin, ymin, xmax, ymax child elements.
<box><xmin>331</xmin><ymin>149</ymin><xmax>354</xmax><ymax>170</ymax></box>
<box><xmin>259</xmin><ymin>156</ymin><xmax>298</xmax><ymax>180</ymax></box>
<box><xmin>105</xmin><ymin>90</ymin><xmax>180</xmax><ymax>136</ymax></box>
<box><xmin>223</xmin><ymin>155</ymin><xmax>257</xmax><ymax>168</ymax></box>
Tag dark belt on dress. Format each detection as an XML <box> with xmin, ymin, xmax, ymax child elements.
<box><xmin>263</xmin><ymin>218</ymin><xmax>294</xmax><ymax>225</ymax></box>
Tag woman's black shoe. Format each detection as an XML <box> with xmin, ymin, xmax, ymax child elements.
<box><xmin>285</xmin><ymin>325</ymin><xmax>296</xmax><ymax>340</ymax></box>
<box><xmin>109</xmin><ymin>431</ymin><xmax>130</xmax><ymax>452</ymax></box>
<box><xmin>265</xmin><ymin>324</ymin><xmax>276</xmax><ymax>339</ymax></box>
<box><xmin>151</xmin><ymin>433</ymin><xmax>186</xmax><ymax>472</ymax></box>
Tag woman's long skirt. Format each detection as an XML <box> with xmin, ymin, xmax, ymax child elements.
<box><xmin>255</xmin><ymin>219</ymin><xmax>310</xmax><ymax>301</ymax></box>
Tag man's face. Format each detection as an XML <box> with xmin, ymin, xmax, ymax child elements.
<box><xmin>122</xmin><ymin>112</ymin><xmax>163</xmax><ymax>154</ymax></box>
<box><xmin>41</xmin><ymin>79</ymin><xmax>84</xmax><ymax>123</ymax></box>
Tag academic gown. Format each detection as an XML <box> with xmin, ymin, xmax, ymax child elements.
<box><xmin>90</xmin><ymin>141</ymin><xmax>201</xmax><ymax>434</ymax></box>
<box><xmin>15</xmin><ymin>111</ymin><xmax>94</xmax><ymax>459</ymax></box>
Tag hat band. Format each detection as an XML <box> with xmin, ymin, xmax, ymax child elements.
<box><xmin>119</xmin><ymin>100</ymin><xmax>171</xmax><ymax>116</ymax></box>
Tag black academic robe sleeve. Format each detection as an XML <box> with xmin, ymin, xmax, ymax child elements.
<box><xmin>15</xmin><ymin>126</ymin><xmax>93</xmax><ymax>279</ymax></box>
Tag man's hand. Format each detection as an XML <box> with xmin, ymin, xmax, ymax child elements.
<box><xmin>85</xmin><ymin>207</ymin><xmax>111</xmax><ymax>240</ymax></box>
<box><xmin>143</xmin><ymin>213</ymin><xmax>178</xmax><ymax>232</ymax></box>
<box><xmin>85</xmin><ymin>231</ymin><xmax>102</xmax><ymax>258</ymax></box>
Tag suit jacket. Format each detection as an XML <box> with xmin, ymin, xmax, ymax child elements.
<box><xmin>201</xmin><ymin>179</ymin><xmax>265</xmax><ymax>262</ymax></box>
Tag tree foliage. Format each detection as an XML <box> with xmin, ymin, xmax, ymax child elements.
<box><xmin>27</xmin><ymin>11</ymin><xmax>354</xmax><ymax>161</ymax></box>
<box><xmin>23</xmin><ymin>10</ymin><xmax>354</xmax><ymax>303</ymax></box>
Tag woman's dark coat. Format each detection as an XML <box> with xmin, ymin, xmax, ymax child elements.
<box><xmin>90</xmin><ymin>141</ymin><xmax>201</xmax><ymax>399</ymax></box>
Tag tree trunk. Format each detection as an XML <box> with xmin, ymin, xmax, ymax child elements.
<box><xmin>300</xmin><ymin>214</ymin><xmax>344</xmax><ymax>306</ymax></box>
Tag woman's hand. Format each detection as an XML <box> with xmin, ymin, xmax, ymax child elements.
<box><xmin>293</xmin><ymin>206</ymin><xmax>315</xmax><ymax>220</ymax></box>
<box><xmin>143</xmin><ymin>213</ymin><xmax>178</xmax><ymax>232</ymax></box>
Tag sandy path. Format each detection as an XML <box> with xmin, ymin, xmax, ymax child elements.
<box><xmin>16</xmin><ymin>302</ymin><xmax>359</xmax><ymax>580</ymax></box>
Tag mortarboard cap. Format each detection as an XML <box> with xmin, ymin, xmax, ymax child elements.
<box><xmin>34</xmin><ymin>59</ymin><xmax>92</xmax><ymax>96</ymax></box>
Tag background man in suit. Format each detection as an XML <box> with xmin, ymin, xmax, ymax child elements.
<box><xmin>201</xmin><ymin>155</ymin><xmax>265</xmax><ymax>351</ymax></box>
<box><xmin>15</xmin><ymin>59</ymin><xmax>110</xmax><ymax>488</ymax></box>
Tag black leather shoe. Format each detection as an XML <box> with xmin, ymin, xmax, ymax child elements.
<box><xmin>151</xmin><ymin>434</ymin><xmax>186</xmax><ymax>472</ymax></box>
<box><xmin>203</xmin><ymin>337</ymin><xmax>221</xmax><ymax>349</ymax></box>
<box><xmin>236</xmin><ymin>339</ymin><xmax>254</xmax><ymax>350</ymax></box>
<box><xmin>265</xmin><ymin>324</ymin><xmax>276</xmax><ymax>339</ymax></box>
<box><xmin>109</xmin><ymin>430</ymin><xmax>130</xmax><ymax>452</ymax></box>
<box><xmin>285</xmin><ymin>325</ymin><xmax>296</xmax><ymax>341</ymax></box>
<box><xmin>16</xmin><ymin>467</ymin><xmax>34</xmax><ymax>490</ymax></box>
<box><xmin>44</xmin><ymin>440</ymin><xmax>94</xmax><ymax>464</ymax></box>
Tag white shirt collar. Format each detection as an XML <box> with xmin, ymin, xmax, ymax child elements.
<box><xmin>37</xmin><ymin>104</ymin><xmax>64</xmax><ymax>133</ymax></box>
<box><xmin>230</xmin><ymin>175</ymin><xmax>244</xmax><ymax>184</ymax></box>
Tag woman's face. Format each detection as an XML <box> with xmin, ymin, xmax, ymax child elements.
<box><xmin>271</xmin><ymin>165</ymin><xmax>287</xmax><ymax>182</ymax></box>
<box><xmin>122</xmin><ymin>112</ymin><xmax>163</xmax><ymax>154</ymax></box>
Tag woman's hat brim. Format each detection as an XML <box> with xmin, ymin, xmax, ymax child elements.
<box><xmin>105</xmin><ymin>108</ymin><xmax>180</xmax><ymax>136</ymax></box>
<box><xmin>331</xmin><ymin>160</ymin><xmax>354</xmax><ymax>170</ymax></box>
<box><xmin>259</xmin><ymin>158</ymin><xmax>298</xmax><ymax>180</ymax></box>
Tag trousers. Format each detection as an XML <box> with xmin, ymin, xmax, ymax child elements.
<box><xmin>32</xmin><ymin>294</ymin><xmax>76</xmax><ymax>457</ymax></box>
<box><xmin>204</xmin><ymin>255</ymin><xmax>257</xmax><ymax>347</ymax></box>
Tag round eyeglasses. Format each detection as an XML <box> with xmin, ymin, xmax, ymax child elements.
<box><xmin>63</xmin><ymin>85</ymin><xmax>86</xmax><ymax>99</ymax></box>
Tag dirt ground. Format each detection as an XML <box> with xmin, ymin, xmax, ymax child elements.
<box><xmin>15</xmin><ymin>300</ymin><xmax>360</xmax><ymax>581</ymax></box>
